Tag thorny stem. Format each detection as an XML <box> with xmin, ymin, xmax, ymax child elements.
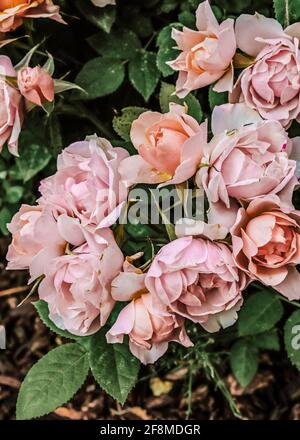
<box><xmin>279</xmin><ymin>296</ymin><xmax>300</xmax><ymax>308</ymax></box>
<box><xmin>56</xmin><ymin>102</ymin><xmax>114</xmax><ymax>139</ymax></box>
<box><xmin>143</xmin><ymin>32</ymin><xmax>158</xmax><ymax>51</ymax></box>
<box><xmin>150</xmin><ymin>189</ymin><xmax>177</xmax><ymax>241</ymax></box>
<box><xmin>185</xmin><ymin>364</ymin><xmax>194</xmax><ymax>420</ymax></box>
<box><xmin>200</xmin><ymin>352</ymin><xmax>242</xmax><ymax>419</ymax></box>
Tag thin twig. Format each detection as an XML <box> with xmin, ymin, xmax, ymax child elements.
<box><xmin>0</xmin><ymin>285</ymin><xmax>30</xmax><ymax>298</ymax></box>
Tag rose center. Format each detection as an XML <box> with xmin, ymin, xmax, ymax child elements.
<box><xmin>188</xmin><ymin>36</ymin><xmax>218</xmax><ymax>71</ymax></box>
<box><xmin>255</xmin><ymin>225</ymin><xmax>292</xmax><ymax>265</ymax></box>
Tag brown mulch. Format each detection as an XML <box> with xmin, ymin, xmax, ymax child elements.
<box><xmin>1</xmin><ymin>237</ymin><xmax>300</xmax><ymax>420</ymax></box>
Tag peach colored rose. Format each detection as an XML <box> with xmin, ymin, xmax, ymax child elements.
<box><xmin>39</xmin><ymin>136</ymin><xmax>129</xmax><ymax>228</ymax></box>
<box><xmin>231</xmin><ymin>196</ymin><xmax>300</xmax><ymax>300</ymax></box>
<box><xmin>0</xmin><ymin>55</ymin><xmax>23</xmax><ymax>156</ymax></box>
<box><xmin>119</xmin><ymin>104</ymin><xmax>207</xmax><ymax>187</ymax></box>
<box><xmin>230</xmin><ymin>13</ymin><xmax>300</xmax><ymax>127</ymax></box>
<box><xmin>196</xmin><ymin>103</ymin><xmax>298</xmax><ymax>229</ymax></box>
<box><xmin>17</xmin><ymin>66</ymin><xmax>54</xmax><ymax>106</ymax></box>
<box><xmin>0</xmin><ymin>0</ymin><xmax>65</xmax><ymax>33</ymax></box>
<box><xmin>145</xmin><ymin>236</ymin><xmax>247</xmax><ymax>333</ymax></box>
<box><xmin>168</xmin><ymin>0</ymin><xmax>236</xmax><ymax>98</ymax></box>
<box><xmin>39</xmin><ymin>228</ymin><xmax>124</xmax><ymax>337</ymax></box>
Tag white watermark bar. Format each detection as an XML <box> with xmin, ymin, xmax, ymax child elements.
<box><xmin>120</xmin><ymin>187</ymin><xmax>205</xmax><ymax>225</ymax></box>
<box><xmin>0</xmin><ymin>325</ymin><xmax>6</xmax><ymax>349</ymax></box>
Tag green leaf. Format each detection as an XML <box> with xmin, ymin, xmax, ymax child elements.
<box><xmin>75</xmin><ymin>1</ymin><xmax>116</xmax><ymax>33</ymax></box>
<box><xmin>4</xmin><ymin>184</ymin><xmax>24</xmax><ymax>204</ymax></box>
<box><xmin>159</xmin><ymin>82</ymin><xmax>203</xmax><ymax>122</ymax></box>
<box><xmin>15</xmin><ymin>134</ymin><xmax>51</xmax><ymax>183</ymax></box>
<box><xmin>160</xmin><ymin>0</ymin><xmax>178</xmax><ymax>13</ymax></box>
<box><xmin>129</xmin><ymin>51</ymin><xmax>160</xmax><ymax>101</ymax></box>
<box><xmin>113</xmin><ymin>106</ymin><xmax>147</xmax><ymax>141</ymax></box>
<box><xmin>75</xmin><ymin>57</ymin><xmax>125</xmax><ymax>100</ymax></box>
<box><xmin>230</xmin><ymin>340</ymin><xmax>259</xmax><ymax>387</ymax></box>
<box><xmin>178</xmin><ymin>11</ymin><xmax>196</xmax><ymax>28</ymax></box>
<box><xmin>157</xmin><ymin>22</ymin><xmax>180</xmax><ymax>47</ymax></box>
<box><xmin>0</xmin><ymin>206</ymin><xmax>12</xmax><ymax>235</ymax></box>
<box><xmin>156</xmin><ymin>23</ymin><xmax>181</xmax><ymax>77</ymax></box>
<box><xmin>274</xmin><ymin>0</ymin><xmax>300</xmax><ymax>28</ymax></box>
<box><xmin>252</xmin><ymin>329</ymin><xmax>280</xmax><ymax>351</ymax></box>
<box><xmin>284</xmin><ymin>310</ymin><xmax>300</xmax><ymax>371</ymax></box>
<box><xmin>88</xmin><ymin>329</ymin><xmax>140</xmax><ymax>404</ymax></box>
<box><xmin>127</xmin><ymin>14</ymin><xmax>154</xmax><ymax>38</ymax></box>
<box><xmin>88</xmin><ymin>28</ymin><xmax>141</xmax><ymax>60</ymax></box>
<box><xmin>16</xmin><ymin>343</ymin><xmax>89</xmax><ymax>420</ymax></box>
<box><xmin>34</xmin><ymin>300</ymin><xmax>78</xmax><ymax>341</ymax></box>
<box><xmin>216</xmin><ymin>0</ymin><xmax>251</xmax><ymax>14</ymax></box>
<box><xmin>238</xmin><ymin>291</ymin><xmax>284</xmax><ymax>337</ymax></box>
<box><xmin>208</xmin><ymin>85</ymin><xmax>228</xmax><ymax>110</ymax></box>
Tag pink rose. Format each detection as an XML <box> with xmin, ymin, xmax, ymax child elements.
<box><xmin>107</xmin><ymin>293</ymin><xmax>192</xmax><ymax>364</ymax></box>
<box><xmin>145</xmin><ymin>236</ymin><xmax>247</xmax><ymax>333</ymax></box>
<box><xmin>168</xmin><ymin>0</ymin><xmax>236</xmax><ymax>97</ymax></box>
<box><xmin>17</xmin><ymin>66</ymin><xmax>54</xmax><ymax>106</ymax></box>
<box><xmin>7</xmin><ymin>204</ymin><xmax>50</xmax><ymax>270</ymax></box>
<box><xmin>0</xmin><ymin>55</ymin><xmax>23</xmax><ymax>156</ymax></box>
<box><xmin>230</xmin><ymin>13</ymin><xmax>300</xmax><ymax>127</ymax></box>
<box><xmin>39</xmin><ymin>228</ymin><xmax>124</xmax><ymax>336</ymax></box>
<box><xmin>231</xmin><ymin>196</ymin><xmax>300</xmax><ymax>301</ymax></box>
<box><xmin>106</xmin><ymin>255</ymin><xmax>192</xmax><ymax>364</ymax></box>
<box><xmin>0</xmin><ymin>0</ymin><xmax>65</xmax><ymax>33</ymax></box>
<box><xmin>39</xmin><ymin>136</ymin><xmax>129</xmax><ymax>228</ymax></box>
<box><xmin>6</xmin><ymin>205</ymin><xmax>90</xmax><ymax>281</ymax></box>
<box><xmin>119</xmin><ymin>104</ymin><xmax>207</xmax><ymax>187</ymax></box>
<box><xmin>196</xmin><ymin>103</ymin><xmax>298</xmax><ymax>229</ymax></box>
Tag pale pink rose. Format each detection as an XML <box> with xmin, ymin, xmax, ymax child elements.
<box><xmin>0</xmin><ymin>0</ymin><xmax>65</xmax><ymax>33</ymax></box>
<box><xmin>119</xmin><ymin>104</ymin><xmax>207</xmax><ymax>187</ymax></box>
<box><xmin>106</xmin><ymin>255</ymin><xmax>192</xmax><ymax>364</ymax></box>
<box><xmin>7</xmin><ymin>204</ymin><xmax>51</xmax><ymax>270</ymax></box>
<box><xmin>168</xmin><ymin>0</ymin><xmax>236</xmax><ymax>98</ymax></box>
<box><xmin>6</xmin><ymin>205</ymin><xmax>91</xmax><ymax>281</ymax></box>
<box><xmin>145</xmin><ymin>236</ymin><xmax>247</xmax><ymax>333</ymax></box>
<box><xmin>39</xmin><ymin>228</ymin><xmax>124</xmax><ymax>337</ymax></box>
<box><xmin>39</xmin><ymin>136</ymin><xmax>129</xmax><ymax>228</ymax></box>
<box><xmin>91</xmin><ymin>0</ymin><xmax>115</xmax><ymax>6</ymax></box>
<box><xmin>107</xmin><ymin>293</ymin><xmax>192</xmax><ymax>364</ymax></box>
<box><xmin>196</xmin><ymin>103</ymin><xmax>298</xmax><ymax>229</ymax></box>
<box><xmin>0</xmin><ymin>55</ymin><xmax>24</xmax><ymax>156</ymax></box>
<box><xmin>231</xmin><ymin>196</ymin><xmax>300</xmax><ymax>300</ymax></box>
<box><xmin>17</xmin><ymin>66</ymin><xmax>54</xmax><ymax>106</ymax></box>
<box><xmin>230</xmin><ymin>13</ymin><xmax>300</xmax><ymax>127</ymax></box>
